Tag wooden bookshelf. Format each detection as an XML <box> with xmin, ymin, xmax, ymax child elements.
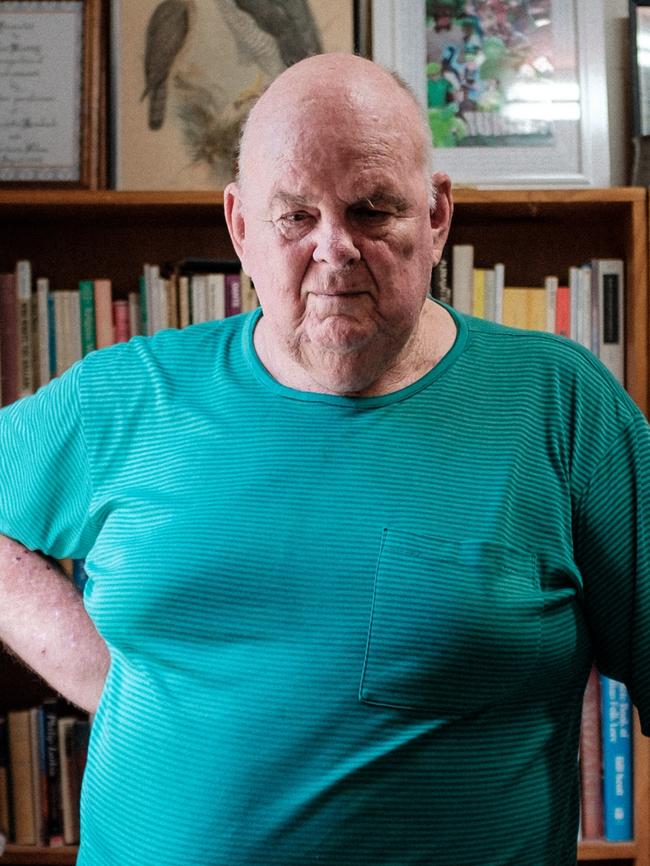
<box><xmin>0</xmin><ymin>187</ymin><xmax>647</xmax><ymax>865</ymax></box>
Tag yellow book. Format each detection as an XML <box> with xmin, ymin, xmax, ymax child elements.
<box><xmin>472</xmin><ymin>268</ymin><xmax>486</xmax><ymax>319</ymax></box>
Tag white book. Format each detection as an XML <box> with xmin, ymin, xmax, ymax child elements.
<box><xmin>207</xmin><ymin>272</ymin><xmax>226</xmax><ymax>321</ymax></box>
<box><xmin>53</xmin><ymin>292</ymin><xmax>68</xmax><ymax>377</ymax></box>
<box><xmin>66</xmin><ymin>290</ymin><xmax>82</xmax><ymax>367</ymax></box>
<box><xmin>544</xmin><ymin>275</ymin><xmax>558</xmax><ymax>334</ymax></box>
<box><xmin>579</xmin><ymin>264</ymin><xmax>592</xmax><ymax>350</ymax></box>
<box><xmin>178</xmin><ymin>276</ymin><xmax>190</xmax><ymax>329</ymax></box>
<box><xmin>493</xmin><ymin>262</ymin><xmax>505</xmax><ymax>324</ymax></box>
<box><xmin>569</xmin><ymin>266</ymin><xmax>581</xmax><ymax>343</ymax></box>
<box><xmin>451</xmin><ymin>244</ymin><xmax>474</xmax><ymax>315</ymax></box>
<box><xmin>191</xmin><ymin>274</ymin><xmax>208</xmax><ymax>324</ymax></box>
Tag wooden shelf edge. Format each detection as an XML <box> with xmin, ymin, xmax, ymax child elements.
<box><xmin>0</xmin><ymin>846</ymin><xmax>76</xmax><ymax>864</ymax></box>
<box><xmin>578</xmin><ymin>839</ymin><xmax>637</xmax><ymax>860</ymax></box>
<box><xmin>0</xmin><ymin>189</ymin><xmax>225</xmax><ymax>208</ymax></box>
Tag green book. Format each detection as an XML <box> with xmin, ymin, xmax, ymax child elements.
<box><xmin>78</xmin><ymin>279</ymin><xmax>96</xmax><ymax>356</ymax></box>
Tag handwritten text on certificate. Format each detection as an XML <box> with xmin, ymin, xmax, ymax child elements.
<box><xmin>0</xmin><ymin>2</ymin><xmax>82</xmax><ymax>181</ymax></box>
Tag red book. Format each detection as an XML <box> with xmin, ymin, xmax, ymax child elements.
<box><xmin>555</xmin><ymin>285</ymin><xmax>570</xmax><ymax>338</ymax></box>
<box><xmin>0</xmin><ymin>272</ymin><xmax>19</xmax><ymax>406</ymax></box>
<box><xmin>580</xmin><ymin>666</ymin><xmax>604</xmax><ymax>839</ymax></box>
<box><xmin>112</xmin><ymin>299</ymin><xmax>130</xmax><ymax>343</ymax></box>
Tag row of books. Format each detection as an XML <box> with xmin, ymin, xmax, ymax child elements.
<box><xmin>579</xmin><ymin>670</ymin><xmax>633</xmax><ymax>842</ymax></box>
<box><xmin>432</xmin><ymin>245</ymin><xmax>625</xmax><ymax>384</ymax></box>
<box><xmin>0</xmin><ymin>701</ymin><xmax>89</xmax><ymax>847</ymax></box>
<box><xmin>0</xmin><ymin>258</ymin><xmax>258</xmax><ymax>408</ymax></box>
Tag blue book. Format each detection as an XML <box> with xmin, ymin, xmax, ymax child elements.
<box><xmin>600</xmin><ymin>674</ymin><xmax>633</xmax><ymax>841</ymax></box>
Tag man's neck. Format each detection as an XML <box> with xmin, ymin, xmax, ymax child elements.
<box><xmin>253</xmin><ymin>300</ymin><xmax>457</xmax><ymax>397</ymax></box>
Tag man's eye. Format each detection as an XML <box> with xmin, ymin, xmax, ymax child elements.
<box><xmin>281</xmin><ymin>212</ymin><xmax>310</xmax><ymax>223</ymax></box>
<box><xmin>354</xmin><ymin>207</ymin><xmax>390</xmax><ymax>220</ymax></box>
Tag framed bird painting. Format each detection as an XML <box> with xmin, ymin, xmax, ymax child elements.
<box><xmin>110</xmin><ymin>0</ymin><xmax>359</xmax><ymax>190</ymax></box>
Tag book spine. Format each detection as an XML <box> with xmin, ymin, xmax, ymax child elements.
<box><xmin>94</xmin><ymin>279</ymin><xmax>114</xmax><ymax>349</ymax></box>
<box><xmin>451</xmin><ymin>244</ymin><xmax>473</xmax><ymax>315</ymax></box>
<box><xmin>47</xmin><ymin>293</ymin><xmax>57</xmax><ymax>380</ymax></box>
<box><xmin>7</xmin><ymin>709</ymin><xmax>37</xmax><ymax>845</ymax></box>
<box><xmin>67</xmin><ymin>291</ymin><xmax>82</xmax><ymax>368</ymax></box>
<box><xmin>225</xmin><ymin>272</ymin><xmax>242</xmax><ymax>317</ymax></box>
<box><xmin>42</xmin><ymin>703</ymin><xmax>64</xmax><ymax>847</ymax></box>
<box><xmin>592</xmin><ymin>259</ymin><xmax>625</xmax><ymax>384</ymax></box>
<box><xmin>0</xmin><ymin>717</ymin><xmax>10</xmax><ymax>838</ymax></box>
<box><xmin>112</xmin><ymin>300</ymin><xmax>130</xmax><ymax>343</ymax></box>
<box><xmin>36</xmin><ymin>277</ymin><xmax>50</xmax><ymax>389</ymax></box>
<box><xmin>580</xmin><ymin>667</ymin><xmax>603</xmax><ymax>839</ymax></box>
<box><xmin>78</xmin><ymin>280</ymin><xmax>97</xmax><ymax>357</ymax></box>
<box><xmin>0</xmin><ymin>272</ymin><xmax>18</xmax><ymax>406</ymax></box>
<box><xmin>600</xmin><ymin>674</ymin><xmax>633</xmax><ymax>841</ymax></box>
<box><xmin>128</xmin><ymin>291</ymin><xmax>141</xmax><ymax>337</ymax></box>
<box><xmin>544</xmin><ymin>276</ymin><xmax>559</xmax><ymax>334</ymax></box>
<box><xmin>15</xmin><ymin>260</ymin><xmax>33</xmax><ymax>398</ymax></box>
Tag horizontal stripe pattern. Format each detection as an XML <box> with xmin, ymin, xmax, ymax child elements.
<box><xmin>0</xmin><ymin>305</ymin><xmax>648</xmax><ymax>865</ymax></box>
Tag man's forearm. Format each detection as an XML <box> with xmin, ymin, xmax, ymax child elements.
<box><xmin>0</xmin><ymin>534</ymin><xmax>109</xmax><ymax>713</ymax></box>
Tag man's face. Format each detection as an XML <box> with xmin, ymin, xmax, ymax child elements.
<box><xmin>226</xmin><ymin>102</ymin><xmax>449</xmax><ymax>392</ymax></box>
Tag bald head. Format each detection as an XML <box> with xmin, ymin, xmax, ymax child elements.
<box><xmin>237</xmin><ymin>53</ymin><xmax>435</xmax><ymax>202</ymax></box>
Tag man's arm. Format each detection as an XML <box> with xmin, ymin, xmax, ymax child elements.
<box><xmin>0</xmin><ymin>534</ymin><xmax>109</xmax><ymax>714</ymax></box>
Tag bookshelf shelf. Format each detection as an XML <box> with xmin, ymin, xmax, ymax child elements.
<box><xmin>0</xmin><ymin>847</ymin><xmax>77</xmax><ymax>865</ymax></box>
<box><xmin>0</xmin><ymin>186</ymin><xmax>647</xmax><ymax>865</ymax></box>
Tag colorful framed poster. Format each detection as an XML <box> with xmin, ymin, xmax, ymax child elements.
<box><xmin>110</xmin><ymin>0</ymin><xmax>358</xmax><ymax>190</ymax></box>
<box><xmin>0</xmin><ymin>0</ymin><xmax>103</xmax><ymax>187</ymax></box>
<box><xmin>371</xmin><ymin>0</ymin><xmax>611</xmax><ymax>187</ymax></box>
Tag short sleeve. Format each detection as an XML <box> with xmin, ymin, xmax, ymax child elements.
<box><xmin>575</xmin><ymin>410</ymin><xmax>650</xmax><ymax>733</ymax></box>
<box><xmin>0</xmin><ymin>360</ymin><xmax>98</xmax><ymax>559</ymax></box>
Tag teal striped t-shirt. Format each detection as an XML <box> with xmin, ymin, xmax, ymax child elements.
<box><xmin>0</xmin><ymin>303</ymin><xmax>648</xmax><ymax>865</ymax></box>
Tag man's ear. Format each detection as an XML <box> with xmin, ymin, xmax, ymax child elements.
<box><xmin>224</xmin><ymin>182</ymin><xmax>247</xmax><ymax>265</ymax></box>
<box><xmin>429</xmin><ymin>172</ymin><xmax>453</xmax><ymax>263</ymax></box>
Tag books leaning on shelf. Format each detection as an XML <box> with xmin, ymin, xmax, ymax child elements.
<box><xmin>579</xmin><ymin>669</ymin><xmax>633</xmax><ymax>843</ymax></box>
<box><xmin>3</xmin><ymin>702</ymin><xmax>89</xmax><ymax>847</ymax></box>
<box><xmin>436</xmin><ymin>246</ymin><xmax>625</xmax><ymax>384</ymax></box>
<box><xmin>0</xmin><ymin>258</ymin><xmax>259</xmax><ymax>407</ymax></box>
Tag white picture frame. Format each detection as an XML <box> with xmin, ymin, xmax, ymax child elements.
<box><xmin>371</xmin><ymin>0</ymin><xmax>610</xmax><ymax>188</ymax></box>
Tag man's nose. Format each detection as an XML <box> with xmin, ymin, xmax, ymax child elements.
<box><xmin>312</xmin><ymin>219</ymin><xmax>361</xmax><ymax>268</ymax></box>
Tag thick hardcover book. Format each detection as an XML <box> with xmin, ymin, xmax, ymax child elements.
<box><xmin>600</xmin><ymin>675</ymin><xmax>633</xmax><ymax>841</ymax></box>
<box><xmin>580</xmin><ymin>667</ymin><xmax>603</xmax><ymax>839</ymax></box>
<box><xmin>591</xmin><ymin>259</ymin><xmax>625</xmax><ymax>385</ymax></box>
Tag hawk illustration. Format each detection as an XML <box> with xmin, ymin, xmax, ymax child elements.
<box><xmin>142</xmin><ymin>0</ymin><xmax>323</xmax><ymax>173</ymax></box>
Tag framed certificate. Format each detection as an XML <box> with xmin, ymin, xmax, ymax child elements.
<box><xmin>0</xmin><ymin>0</ymin><xmax>104</xmax><ymax>187</ymax></box>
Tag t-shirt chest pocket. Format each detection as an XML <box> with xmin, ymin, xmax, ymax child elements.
<box><xmin>359</xmin><ymin>529</ymin><xmax>543</xmax><ymax>718</ymax></box>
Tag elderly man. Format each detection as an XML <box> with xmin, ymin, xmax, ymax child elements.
<box><xmin>0</xmin><ymin>53</ymin><xmax>648</xmax><ymax>866</ymax></box>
